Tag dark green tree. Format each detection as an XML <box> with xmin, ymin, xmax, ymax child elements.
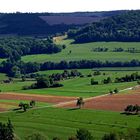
<box><xmin>76</xmin><ymin>129</ymin><xmax>94</xmax><ymax>140</ymax></box>
<box><xmin>76</xmin><ymin>97</ymin><xmax>85</xmax><ymax>109</ymax></box>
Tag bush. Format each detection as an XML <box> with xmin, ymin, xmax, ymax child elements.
<box><xmin>25</xmin><ymin>133</ymin><xmax>47</xmax><ymax>140</ymax></box>
<box><xmin>76</xmin><ymin>129</ymin><xmax>94</xmax><ymax>140</ymax></box>
<box><xmin>91</xmin><ymin>78</ymin><xmax>98</xmax><ymax>85</ymax></box>
<box><xmin>52</xmin><ymin>82</ymin><xmax>63</xmax><ymax>88</ymax></box>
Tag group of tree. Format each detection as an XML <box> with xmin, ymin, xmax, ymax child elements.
<box><xmin>0</xmin><ymin>37</ymin><xmax>65</xmax><ymax>59</ymax></box>
<box><xmin>92</xmin><ymin>47</ymin><xmax>108</xmax><ymax>52</ymax></box>
<box><xmin>0</xmin><ymin>119</ymin><xmax>14</xmax><ymax>140</ymax></box>
<box><xmin>113</xmin><ymin>48</ymin><xmax>140</xmax><ymax>53</ymax></box>
<box><xmin>23</xmin><ymin>75</ymin><xmax>63</xmax><ymax>90</ymax></box>
<box><xmin>92</xmin><ymin>47</ymin><xmax>140</xmax><ymax>53</ymax></box>
<box><xmin>18</xmin><ymin>100</ymin><xmax>36</xmax><ymax>112</ymax></box>
<box><xmin>91</xmin><ymin>77</ymin><xmax>112</xmax><ymax>85</ymax></box>
<box><xmin>124</xmin><ymin>104</ymin><xmax>140</xmax><ymax>114</ymax></box>
<box><xmin>68</xmin><ymin>10</ymin><xmax>140</xmax><ymax>43</ymax></box>
<box><xmin>109</xmin><ymin>88</ymin><xmax>119</xmax><ymax>94</ymax></box>
<box><xmin>115</xmin><ymin>72</ymin><xmax>140</xmax><ymax>83</ymax></box>
<box><xmin>40</xmin><ymin>59</ymin><xmax>140</xmax><ymax>71</ymax></box>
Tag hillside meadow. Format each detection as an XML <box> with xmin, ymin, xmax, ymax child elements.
<box><xmin>22</xmin><ymin>39</ymin><xmax>140</xmax><ymax>63</ymax></box>
<box><xmin>0</xmin><ymin>68</ymin><xmax>139</xmax><ymax>97</ymax></box>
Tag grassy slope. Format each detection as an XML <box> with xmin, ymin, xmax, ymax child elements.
<box><xmin>0</xmin><ymin>73</ymin><xmax>8</xmax><ymax>81</ymax></box>
<box><xmin>22</xmin><ymin>39</ymin><xmax>140</xmax><ymax>63</ymax></box>
<box><xmin>0</xmin><ymin>70</ymin><xmax>138</xmax><ymax>97</ymax></box>
<box><xmin>0</xmin><ymin>108</ymin><xmax>140</xmax><ymax>140</ymax></box>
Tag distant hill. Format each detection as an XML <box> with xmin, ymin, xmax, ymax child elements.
<box><xmin>0</xmin><ymin>11</ymin><xmax>125</xmax><ymax>36</ymax></box>
<box><xmin>68</xmin><ymin>10</ymin><xmax>140</xmax><ymax>43</ymax></box>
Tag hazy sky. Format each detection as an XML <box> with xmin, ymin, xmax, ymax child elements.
<box><xmin>0</xmin><ymin>0</ymin><xmax>139</xmax><ymax>13</ymax></box>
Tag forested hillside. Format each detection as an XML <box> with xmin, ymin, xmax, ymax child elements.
<box><xmin>0</xmin><ymin>11</ymin><xmax>125</xmax><ymax>36</ymax></box>
<box><xmin>68</xmin><ymin>10</ymin><xmax>140</xmax><ymax>43</ymax></box>
<box><xmin>0</xmin><ymin>37</ymin><xmax>65</xmax><ymax>59</ymax></box>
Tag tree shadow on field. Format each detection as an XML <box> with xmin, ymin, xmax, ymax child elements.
<box><xmin>67</xmin><ymin>107</ymin><xmax>80</xmax><ymax>111</ymax></box>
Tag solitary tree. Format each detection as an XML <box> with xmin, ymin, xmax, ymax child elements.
<box><xmin>30</xmin><ymin>100</ymin><xmax>36</xmax><ymax>108</ymax></box>
<box><xmin>76</xmin><ymin>97</ymin><xmax>84</xmax><ymax>109</ymax></box>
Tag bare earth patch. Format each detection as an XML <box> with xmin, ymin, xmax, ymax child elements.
<box><xmin>61</xmin><ymin>89</ymin><xmax>140</xmax><ymax>112</ymax></box>
<box><xmin>0</xmin><ymin>92</ymin><xmax>77</xmax><ymax>104</ymax></box>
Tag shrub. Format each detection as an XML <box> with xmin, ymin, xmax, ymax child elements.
<box><xmin>25</xmin><ymin>133</ymin><xmax>47</xmax><ymax>140</ymax></box>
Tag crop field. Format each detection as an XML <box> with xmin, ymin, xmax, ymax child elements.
<box><xmin>0</xmin><ymin>107</ymin><xmax>140</xmax><ymax>140</ymax></box>
<box><xmin>61</xmin><ymin>89</ymin><xmax>140</xmax><ymax>111</ymax></box>
<box><xmin>0</xmin><ymin>68</ymin><xmax>140</xmax><ymax>139</ymax></box>
<box><xmin>22</xmin><ymin>39</ymin><xmax>140</xmax><ymax>63</ymax></box>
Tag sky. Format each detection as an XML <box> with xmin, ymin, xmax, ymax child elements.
<box><xmin>0</xmin><ymin>0</ymin><xmax>139</xmax><ymax>13</ymax></box>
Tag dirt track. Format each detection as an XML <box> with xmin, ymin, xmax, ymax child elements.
<box><xmin>0</xmin><ymin>87</ymin><xmax>140</xmax><ymax>112</ymax></box>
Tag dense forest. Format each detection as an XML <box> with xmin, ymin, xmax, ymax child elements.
<box><xmin>0</xmin><ymin>37</ymin><xmax>65</xmax><ymax>59</ymax></box>
<box><xmin>68</xmin><ymin>10</ymin><xmax>140</xmax><ymax>43</ymax></box>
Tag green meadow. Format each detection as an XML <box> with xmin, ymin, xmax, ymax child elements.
<box><xmin>0</xmin><ymin>107</ymin><xmax>140</xmax><ymax>140</ymax></box>
<box><xmin>22</xmin><ymin>39</ymin><xmax>140</xmax><ymax>63</ymax></box>
<box><xmin>0</xmin><ymin>69</ymin><xmax>139</xmax><ymax>97</ymax></box>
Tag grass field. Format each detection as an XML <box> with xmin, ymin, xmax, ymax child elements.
<box><xmin>0</xmin><ymin>99</ymin><xmax>52</xmax><ymax>110</ymax></box>
<box><xmin>22</xmin><ymin>39</ymin><xmax>140</xmax><ymax>63</ymax></box>
<box><xmin>0</xmin><ymin>107</ymin><xmax>140</xmax><ymax>140</ymax></box>
<box><xmin>0</xmin><ymin>69</ymin><xmax>138</xmax><ymax>97</ymax></box>
<box><xmin>0</xmin><ymin>73</ymin><xmax>8</xmax><ymax>81</ymax></box>
<box><xmin>0</xmin><ymin>81</ymin><xmax>34</xmax><ymax>92</ymax></box>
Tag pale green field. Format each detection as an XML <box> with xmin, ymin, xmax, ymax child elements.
<box><xmin>0</xmin><ymin>70</ymin><xmax>138</xmax><ymax>97</ymax></box>
<box><xmin>22</xmin><ymin>39</ymin><xmax>140</xmax><ymax>63</ymax></box>
<box><xmin>0</xmin><ymin>73</ymin><xmax>8</xmax><ymax>81</ymax></box>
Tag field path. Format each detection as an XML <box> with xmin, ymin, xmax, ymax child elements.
<box><xmin>0</xmin><ymin>85</ymin><xmax>139</xmax><ymax>113</ymax></box>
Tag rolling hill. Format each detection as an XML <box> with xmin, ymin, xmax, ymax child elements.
<box><xmin>0</xmin><ymin>11</ymin><xmax>125</xmax><ymax>36</ymax></box>
<box><xmin>68</xmin><ymin>10</ymin><xmax>140</xmax><ymax>43</ymax></box>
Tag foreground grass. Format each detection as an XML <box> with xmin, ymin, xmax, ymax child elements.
<box><xmin>22</xmin><ymin>39</ymin><xmax>140</xmax><ymax>63</ymax></box>
<box><xmin>0</xmin><ymin>107</ymin><xmax>140</xmax><ymax>140</ymax></box>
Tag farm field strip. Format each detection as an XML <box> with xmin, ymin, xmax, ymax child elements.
<box><xmin>22</xmin><ymin>39</ymin><xmax>140</xmax><ymax>63</ymax></box>
<box><xmin>60</xmin><ymin>87</ymin><xmax>140</xmax><ymax>112</ymax></box>
<box><xmin>0</xmin><ymin>85</ymin><xmax>139</xmax><ymax>113</ymax></box>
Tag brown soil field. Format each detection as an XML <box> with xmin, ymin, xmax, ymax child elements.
<box><xmin>0</xmin><ymin>92</ymin><xmax>76</xmax><ymax>104</ymax></box>
<box><xmin>0</xmin><ymin>108</ymin><xmax>6</xmax><ymax>112</ymax></box>
<box><xmin>61</xmin><ymin>89</ymin><xmax>140</xmax><ymax>112</ymax></box>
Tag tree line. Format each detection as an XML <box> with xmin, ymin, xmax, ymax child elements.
<box><xmin>92</xmin><ymin>47</ymin><xmax>140</xmax><ymax>53</ymax></box>
<box><xmin>91</xmin><ymin>72</ymin><xmax>140</xmax><ymax>86</ymax></box>
<box><xmin>1</xmin><ymin>59</ymin><xmax>140</xmax><ymax>77</ymax></box>
<box><xmin>68</xmin><ymin>10</ymin><xmax>140</xmax><ymax>43</ymax></box>
<box><xmin>0</xmin><ymin>37</ymin><xmax>65</xmax><ymax>59</ymax></box>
